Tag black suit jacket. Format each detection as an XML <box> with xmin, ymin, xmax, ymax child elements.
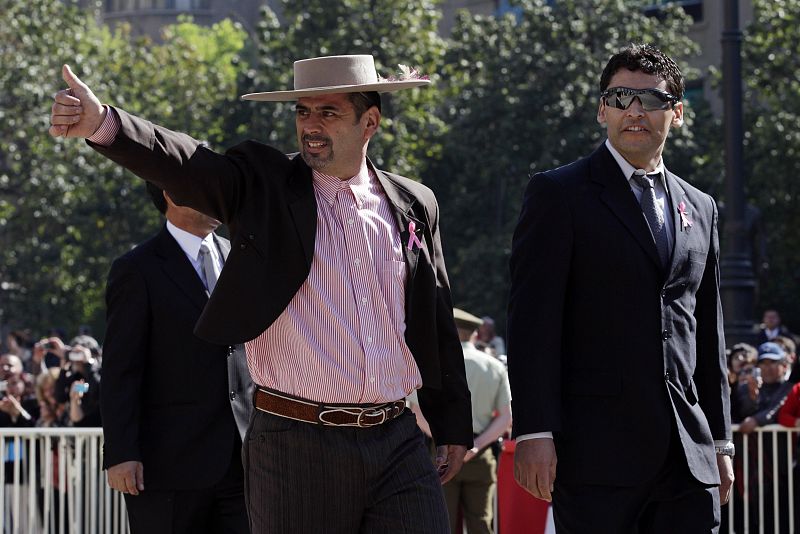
<box><xmin>100</xmin><ymin>226</ymin><xmax>254</xmax><ymax>490</ymax></box>
<box><xmin>507</xmin><ymin>144</ymin><xmax>730</xmax><ymax>487</ymax></box>
<box><xmin>91</xmin><ymin>108</ymin><xmax>472</xmax><ymax>447</ymax></box>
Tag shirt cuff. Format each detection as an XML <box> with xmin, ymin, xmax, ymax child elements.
<box><xmin>515</xmin><ymin>432</ymin><xmax>553</xmax><ymax>442</ymax></box>
<box><xmin>714</xmin><ymin>439</ymin><xmax>732</xmax><ymax>447</ymax></box>
<box><xmin>87</xmin><ymin>106</ymin><xmax>119</xmax><ymax>146</ymax></box>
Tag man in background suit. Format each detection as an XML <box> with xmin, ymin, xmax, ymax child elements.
<box><xmin>100</xmin><ymin>183</ymin><xmax>253</xmax><ymax>533</ymax></box>
<box><xmin>508</xmin><ymin>44</ymin><xmax>734</xmax><ymax>532</ymax></box>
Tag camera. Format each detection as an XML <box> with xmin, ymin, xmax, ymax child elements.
<box><xmin>74</xmin><ymin>383</ymin><xmax>90</xmax><ymax>394</ymax></box>
<box><xmin>68</xmin><ymin>349</ymin><xmax>86</xmax><ymax>362</ymax></box>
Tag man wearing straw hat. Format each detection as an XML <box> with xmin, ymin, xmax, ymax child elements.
<box><xmin>49</xmin><ymin>55</ymin><xmax>472</xmax><ymax>533</ymax></box>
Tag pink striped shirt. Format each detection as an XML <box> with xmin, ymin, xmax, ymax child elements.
<box><xmin>88</xmin><ymin>109</ymin><xmax>421</xmax><ymax>404</ymax></box>
<box><xmin>245</xmin><ymin>161</ymin><xmax>421</xmax><ymax>403</ymax></box>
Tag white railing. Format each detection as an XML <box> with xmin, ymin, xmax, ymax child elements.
<box><xmin>727</xmin><ymin>424</ymin><xmax>797</xmax><ymax>534</ymax></box>
<box><xmin>0</xmin><ymin>428</ymin><xmax>129</xmax><ymax>534</ymax></box>
<box><xmin>0</xmin><ymin>425</ymin><xmax>796</xmax><ymax>534</ymax></box>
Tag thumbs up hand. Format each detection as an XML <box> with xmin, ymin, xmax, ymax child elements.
<box><xmin>49</xmin><ymin>64</ymin><xmax>106</xmax><ymax>138</ymax></box>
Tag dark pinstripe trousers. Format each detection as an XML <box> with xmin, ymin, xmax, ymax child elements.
<box><xmin>242</xmin><ymin>408</ymin><xmax>449</xmax><ymax>534</ymax></box>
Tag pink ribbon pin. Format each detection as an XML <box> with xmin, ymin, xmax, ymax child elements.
<box><xmin>407</xmin><ymin>221</ymin><xmax>423</xmax><ymax>250</ymax></box>
<box><xmin>678</xmin><ymin>202</ymin><xmax>693</xmax><ymax>230</ymax></box>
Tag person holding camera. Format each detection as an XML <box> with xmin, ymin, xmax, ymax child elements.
<box><xmin>54</xmin><ymin>336</ymin><xmax>101</xmax><ymax>427</ymax></box>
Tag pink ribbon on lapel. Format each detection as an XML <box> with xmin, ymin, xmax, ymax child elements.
<box><xmin>406</xmin><ymin>221</ymin><xmax>423</xmax><ymax>251</ymax></box>
<box><xmin>678</xmin><ymin>201</ymin><xmax>693</xmax><ymax>230</ymax></box>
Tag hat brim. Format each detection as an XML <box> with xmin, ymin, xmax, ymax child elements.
<box><xmin>241</xmin><ymin>79</ymin><xmax>430</xmax><ymax>102</ymax></box>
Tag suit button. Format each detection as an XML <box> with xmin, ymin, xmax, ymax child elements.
<box><xmin>665</xmin><ymin>372</ymin><xmax>671</xmax><ymax>381</ymax></box>
<box><xmin>230</xmin><ymin>391</ymin><xmax>237</xmax><ymax>401</ymax></box>
<box><xmin>662</xmin><ymin>330</ymin><xmax>671</xmax><ymax>340</ymax></box>
<box><xmin>240</xmin><ymin>243</ymin><xmax>246</xmax><ymax>250</ymax></box>
<box><xmin>661</xmin><ymin>290</ymin><xmax>667</xmax><ymax>298</ymax></box>
<box><xmin>248</xmin><ymin>234</ymin><xmax>255</xmax><ymax>240</ymax></box>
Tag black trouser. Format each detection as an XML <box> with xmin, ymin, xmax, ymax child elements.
<box><xmin>243</xmin><ymin>408</ymin><xmax>449</xmax><ymax>534</ymax></box>
<box><xmin>124</xmin><ymin>438</ymin><xmax>248</xmax><ymax>534</ymax></box>
<box><xmin>553</xmin><ymin>427</ymin><xmax>720</xmax><ymax>534</ymax></box>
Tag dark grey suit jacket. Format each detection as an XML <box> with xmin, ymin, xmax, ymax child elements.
<box><xmin>90</xmin><ymin>108</ymin><xmax>472</xmax><ymax>447</ymax></box>
<box><xmin>100</xmin><ymin>226</ymin><xmax>254</xmax><ymax>490</ymax></box>
<box><xmin>507</xmin><ymin>144</ymin><xmax>730</xmax><ymax>487</ymax></box>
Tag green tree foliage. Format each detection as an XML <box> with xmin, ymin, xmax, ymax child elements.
<box><xmin>0</xmin><ymin>0</ymin><xmax>247</xmax><ymax>337</ymax></box>
<box><xmin>426</xmin><ymin>0</ymin><xmax>709</xmax><ymax>329</ymax></box>
<box><xmin>741</xmin><ymin>0</ymin><xmax>800</xmax><ymax>325</ymax></box>
<box><xmin>234</xmin><ymin>0</ymin><xmax>447</xmax><ymax>177</ymax></box>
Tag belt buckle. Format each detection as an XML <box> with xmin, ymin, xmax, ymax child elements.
<box><xmin>357</xmin><ymin>407</ymin><xmax>387</xmax><ymax>428</ymax></box>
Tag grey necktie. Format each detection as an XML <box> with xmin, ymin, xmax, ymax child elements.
<box><xmin>632</xmin><ymin>170</ymin><xmax>670</xmax><ymax>268</ymax></box>
<box><xmin>199</xmin><ymin>242</ymin><xmax>218</xmax><ymax>294</ymax></box>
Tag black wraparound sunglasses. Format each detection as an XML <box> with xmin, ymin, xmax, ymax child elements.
<box><xmin>601</xmin><ymin>86</ymin><xmax>679</xmax><ymax>111</ymax></box>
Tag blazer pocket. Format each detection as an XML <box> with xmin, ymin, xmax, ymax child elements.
<box><xmin>565</xmin><ymin>369</ymin><xmax>622</xmax><ymax>397</ymax></box>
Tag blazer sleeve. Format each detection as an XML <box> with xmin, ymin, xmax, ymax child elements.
<box><xmin>416</xmin><ymin>194</ymin><xmax>473</xmax><ymax>447</ymax></box>
<box><xmin>692</xmin><ymin>198</ymin><xmax>732</xmax><ymax>440</ymax></box>
<box><xmin>87</xmin><ymin>107</ymin><xmax>271</xmax><ymax>226</ymax></box>
<box><xmin>100</xmin><ymin>256</ymin><xmax>149</xmax><ymax>469</ymax></box>
<box><xmin>507</xmin><ymin>172</ymin><xmax>573</xmax><ymax>436</ymax></box>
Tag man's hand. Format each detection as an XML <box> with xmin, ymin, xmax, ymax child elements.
<box><xmin>514</xmin><ymin>438</ymin><xmax>557</xmax><ymax>502</ymax></box>
<box><xmin>717</xmin><ymin>454</ymin><xmax>734</xmax><ymax>505</ymax></box>
<box><xmin>435</xmin><ymin>444</ymin><xmax>467</xmax><ymax>485</ymax></box>
<box><xmin>49</xmin><ymin>64</ymin><xmax>106</xmax><ymax>138</ymax></box>
<box><xmin>739</xmin><ymin>416</ymin><xmax>758</xmax><ymax>434</ymax></box>
<box><xmin>107</xmin><ymin>461</ymin><xmax>144</xmax><ymax>495</ymax></box>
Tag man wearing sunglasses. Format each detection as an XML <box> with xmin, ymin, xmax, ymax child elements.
<box><xmin>508</xmin><ymin>44</ymin><xmax>733</xmax><ymax>532</ymax></box>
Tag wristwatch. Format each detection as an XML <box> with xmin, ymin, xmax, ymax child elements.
<box><xmin>714</xmin><ymin>441</ymin><xmax>735</xmax><ymax>457</ymax></box>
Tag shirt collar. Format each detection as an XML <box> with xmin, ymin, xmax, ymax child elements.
<box><xmin>166</xmin><ymin>220</ymin><xmax>214</xmax><ymax>261</ymax></box>
<box><xmin>605</xmin><ymin>139</ymin><xmax>667</xmax><ymax>188</ymax></box>
<box><xmin>313</xmin><ymin>159</ymin><xmax>371</xmax><ymax>207</ymax></box>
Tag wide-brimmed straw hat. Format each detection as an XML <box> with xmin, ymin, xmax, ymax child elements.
<box><xmin>241</xmin><ymin>54</ymin><xmax>430</xmax><ymax>102</ymax></box>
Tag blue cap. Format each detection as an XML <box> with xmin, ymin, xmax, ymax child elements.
<box><xmin>757</xmin><ymin>342</ymin><xmax>786</xmax><ymax>361</ymax></box>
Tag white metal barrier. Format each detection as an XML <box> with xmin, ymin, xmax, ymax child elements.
<box><xmin>0</xmin><ymin>428</ymin><xmax>128</xmax><ymax>534</ymax></box>
<box><xmin>727</xmin><ymin>424</ymin><xmax>797</xmax><ymax>534</ymax></box>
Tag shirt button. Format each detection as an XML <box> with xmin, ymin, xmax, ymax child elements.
<box><xmin>367</xmin><ymin>336</ymin><xmax>373</xmax><ymax>343</ymax></box>
<box><xmin>348</xmin><ymin>218</ymin><xmax>355</xmax><ymax>226</ymax></box>
<box><xmin>361</xmin><ymin>297</ymin><xmax>368</xmax><ymax>304</ymax></box>
<box><xmin>354</xmin><ymin>258</ymin><xmax>361</xmax><ymax>266</ymax></box>
<box><xmin>370</xmin><ymin>377</ymin><xmax>376</xmax><ymax>383</ymax></box>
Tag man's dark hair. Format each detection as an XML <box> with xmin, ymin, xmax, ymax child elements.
<box><xmin>600</xmin><ymin>43</ymin><xmax>684</xmax><ymax>100</ymax></box>
<box><xmin>146</xmin><ymin>181</ymin><xmax>167</xmax><ymax>215</ymax></box>
<box><xmin>347</xmin><ymin>91</ymin><xmax>381</xmax><ymax>121</ymax></box>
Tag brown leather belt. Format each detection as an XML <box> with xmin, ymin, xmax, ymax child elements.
<box><xmin>254</xmin><ymin>387</ymin><xmax>406</xmax><ymax>428</ymax></box>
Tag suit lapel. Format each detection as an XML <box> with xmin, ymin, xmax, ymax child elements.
<box><xmin>156</xmin><ymin>226</ymin><xmax>208</xmax><ymax>311</ymax></box>
<box><xmin>214</xmin><ymin>234</ymin><xmax>231</xmax><ymax>262</ymax></box>
<box><xmin>373</xmin><ymin>166</ymin><xmax>423</xmax><ymax>285</ymax></box>
<box><xmin>665</xmin><ymin>171</ymin><xmax>690</xmax><ymax>279</ymax></box>
<box><xmin>592</xmin><ymin>145</ymin><xmax>664</xmax><ymax>272</ymax></box>
<box><xmin>287</xmin><ymin>159</ymin><xmax>317</xmax><ymax>268</ymax></box>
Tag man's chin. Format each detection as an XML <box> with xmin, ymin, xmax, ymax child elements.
<box><xmin>301</xmin><ymin>151</ymin><xmax>332</xmax><ymax>171</ymax></box>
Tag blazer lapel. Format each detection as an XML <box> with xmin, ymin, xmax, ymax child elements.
<box><xmin>287</xmin><ymin>158</ymin><xmax>317</xmax><ymax>268</ymax></box>
<box><xmin>214</xmin><ymin>234</ymin><xmax>231</xmax><ymax>262</ymax></box>
<box><xmin>664</xmin><ymin>171</ymin><xmax>691</xmax><ymax>279</ymax></box>
<box><xmin>373</xmin><ymin>166</ymin><xmax>423</xmax><ymax>285</ymax></box>
<box><xmin>156</xmin><ymin>226</ymin><xmax>208</xmax><ymax>311</ymax></box>
<box><xmin>592</xmin><ymin>145</ymin><xmax>664</xmax><ymax>272</ymax></box>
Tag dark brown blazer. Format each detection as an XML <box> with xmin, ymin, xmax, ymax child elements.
<box><xmin>507</xmin><ymin>144</ymin><xmax>731</xmax><ymax>487</ymax></box>
<box><xmin>91</xmin><ymin>108</ymin><xmax>472</xmax><ymax>446</ymax></box>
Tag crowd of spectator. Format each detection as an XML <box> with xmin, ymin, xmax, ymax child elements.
<box><xmin>727</xmin><ymin>308</ymin><xmax>800</xmax><ymax>533</ymax></box>
<box><xmin>0</xmin><ymin>328</ymin><xmax>102</xmax><ymax>430</ymax></box>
